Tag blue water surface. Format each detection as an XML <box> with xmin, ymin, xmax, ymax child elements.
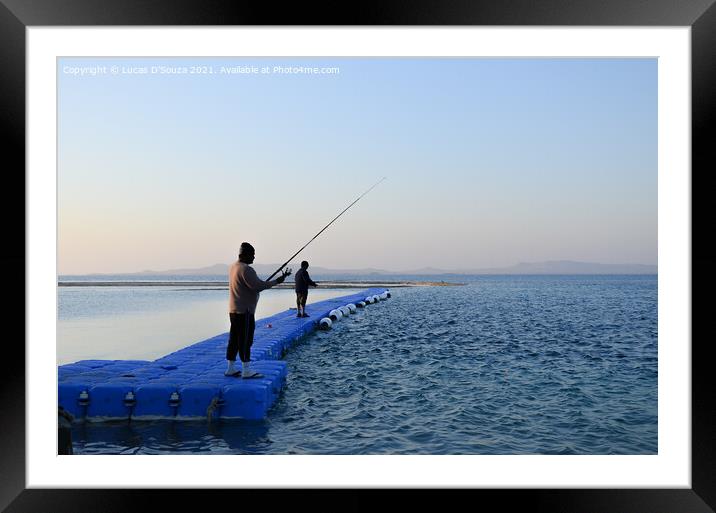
<box><xmin>68</xmin><ymin>275</ymin><xmax>657</xmax><ymax>455</ymax></box>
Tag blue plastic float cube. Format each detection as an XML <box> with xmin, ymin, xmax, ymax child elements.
<box><xmin>132</xmin><ymin>384</ymin><xmax>179</xmax><ymax>418</ymax></box>
<box><xmin>253</xmin><ymin>360</ymin><xmax>288</xmax><ymax>381</ymax></box>
<box><xmin>58</xmin><ymin>382</ymin><xmax>92</xmax><ymax>418</ymax></box>
<box><xmin>58</xmin><ymin>363</ymin><xmax>93</xmax><ymax>375</ymax></box>
<box><xmin>220</xmin><ymin>383</ymin><xmax>271</xmax><ymax>420</ymax></box>
<box><xmin>176</xmin><ymin>384</ymin><xmax>222</xmax><ymax>418</ymax></box>
<box><xmin>73</xmin><ymin>360</ymin><xmax>113</xmax><ymax>369</ymax></box>
<box><xmin>87</xmin><ymin>383</ymin><xmax>134</xmax><ymax>418</ymax></box>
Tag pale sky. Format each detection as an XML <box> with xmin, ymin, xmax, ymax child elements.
<box><xmin>58</xmin><ymin>57</ymin><xmax>657</xmax><ymax>274</ymax></box>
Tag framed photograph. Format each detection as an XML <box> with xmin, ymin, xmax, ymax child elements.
<box><xmin>5</xmin><ymin>1</ymin><xmax>713</xmax><ymax>511</ymax></box>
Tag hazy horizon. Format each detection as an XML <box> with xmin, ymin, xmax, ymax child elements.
<box><xmin>58</xmin><ymin>259</ymin><xmax>658</xmax><ymax>277</ymax></box>
<box><xmin>58</xmin><ymin>57</ymin><xmax>656</xmax><ymax>275</ymax></box>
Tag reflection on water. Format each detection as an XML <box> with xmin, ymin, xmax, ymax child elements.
<box><xmin>74</xmin><ymin>419</ymin><xmax>272</xmax><ymax>455</ymax></box>
<box><xmin>57</xmin><ymin>287</ymin><xmax>361</xmax><ymax>365</ymax></box>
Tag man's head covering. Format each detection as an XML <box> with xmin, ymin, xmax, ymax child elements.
<box><xmin>239</xmin><ymin>242</ymin><xmax>255</xmax><ymax>256</ymax></box>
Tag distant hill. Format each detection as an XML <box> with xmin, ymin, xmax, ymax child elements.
<box><xmin>130</xmin><ymin>263</ymin><xmax>391</xmax><ymax>277</ymax></box>
<box><xmin>134</xmin><ymin>263</ymin><xmax>230</xmax><ymax>276</ymax></box>
<box><xmin>466</xmin><ymin>260</ymin><xmax>657</xmax><ymax>275</ymax></box>
<box><xmin>83</xmin><ymin>260</ymin><xmax>656</xmax><ymax>277</ymax></box>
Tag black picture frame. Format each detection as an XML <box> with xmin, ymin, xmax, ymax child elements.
<box><xmin>3</xmin><ymin>1</ymin><xmax>713</xmax><ymax>511</ymax></box>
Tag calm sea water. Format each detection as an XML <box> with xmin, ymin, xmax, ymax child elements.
<box><xmin>60</xmin><ymin>274</ymin><xmax>657</xmax><ymax>455</ymax></box>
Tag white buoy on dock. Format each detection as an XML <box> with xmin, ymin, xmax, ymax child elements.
<box><xmin>319</xmin><ymin>317</ymin><xmax>333</xmax><ymax>330</ymax></box>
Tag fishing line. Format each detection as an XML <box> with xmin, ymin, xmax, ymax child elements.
<box><xmin>266</xmin><ymin>177</ymin><xmax>387</xmax><ymax>281</ymax></box>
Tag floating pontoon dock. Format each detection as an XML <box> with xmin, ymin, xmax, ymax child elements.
<box><xmin>58</xmin><ymin>288</ymin><xmax>389</xmax><ymax>421</ymax></box>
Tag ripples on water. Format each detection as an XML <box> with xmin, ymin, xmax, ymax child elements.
<box><xmin>71</xmin><ymin>275</ymin><xmax>657</xmax><ymax>455</ymax></box>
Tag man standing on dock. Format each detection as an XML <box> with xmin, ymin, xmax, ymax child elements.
<box><xmin>225</xmin><ymin>242</ymin><xmax>291</xmax><ymax>378</ymax></box>
<box><xmin>294</xmin><ymin>260</ymin><xmax>318</xmax><ymax>317</ymax></box>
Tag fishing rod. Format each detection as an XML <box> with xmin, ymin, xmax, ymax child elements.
<box><xmin>266</xmin><ymin>177</ymin><xmax>387</xmax><ymax>281</ymax></box>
